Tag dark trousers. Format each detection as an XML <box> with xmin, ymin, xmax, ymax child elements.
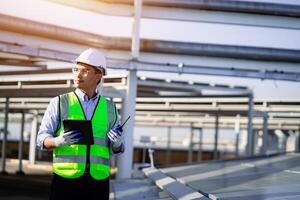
<box><xmin>49</xmin><ymin>173</ymin><xmax>110</xmax><ymax>200</ymax></box>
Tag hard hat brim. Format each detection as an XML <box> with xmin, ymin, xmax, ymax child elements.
<box><xmin>73</xmin><ymin>60</ymin><xmax>107</xmax><ymax>76</ymax></box>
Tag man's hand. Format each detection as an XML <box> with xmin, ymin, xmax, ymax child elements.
<box><xmin>54</xmin><ymin>129</ymin><xmax>83</xmax><ymax>147</ymax></box>
<box><xmin>107</xmin><ymin>125</ymin><xmax>123</xmax><ymax>147</ymax></box>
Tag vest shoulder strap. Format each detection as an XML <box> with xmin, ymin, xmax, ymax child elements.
<box><xmin>106</xmin><ymin>98</ymin><xmax>117</xmax><ymax>130</ymax></box>
<box><xmin>60</xmin><ymin>93</ymin><xmax>70</xmax><ymax>121</ymax></box>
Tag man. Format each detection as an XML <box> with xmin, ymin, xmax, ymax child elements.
<box><xmin>36</xmin><ymin>48</ymin><xmax>124</xmax><ymax>200</ymax></box>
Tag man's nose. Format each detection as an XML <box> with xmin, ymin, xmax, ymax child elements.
<box><xmin>75</xmin><ymin>71</ymin><xmax>83</xmax><ymax>78</ymax></box>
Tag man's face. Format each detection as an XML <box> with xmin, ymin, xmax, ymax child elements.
<box><xmin>72</xmin><ymin>63</ymin><xmax>102</xmax><ymax>91</ymax></box>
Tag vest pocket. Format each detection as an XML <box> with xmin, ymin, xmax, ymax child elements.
<box><xmin>53</xmin><ymin>145</ymin><xmax>87</xmax><ymax>178</ymax></box>
<box><xmin>90</xmin><ymin>164</ymin><xmax>110</xmax><ymax>180</ymax></box>
<box><xmin>53</xmin><ymin>163</ymin><xmax>85</xmax><ymax>178</ymax></box>
<box><xmin>89</xmin><ymin>145</ymin><xmax>110</xmax><ymax>180</ymax></box>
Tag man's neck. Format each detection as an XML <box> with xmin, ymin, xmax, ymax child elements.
<box><xmin>79</xmin><ymin>88</ymin><xmax>97</xmax><ymax>99</ymax></box>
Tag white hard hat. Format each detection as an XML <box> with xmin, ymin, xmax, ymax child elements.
<box><xmin>75</xmin><ymin>48</ymin><xmax>107</xmax><ymax>75</ymax></box>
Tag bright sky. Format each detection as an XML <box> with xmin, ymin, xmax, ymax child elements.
<box><xmin>0</xmin><ymin>0</ymin><xmax>132</xmax><ymax>37</ymax></box>
<box><xmin>0</xmin><ymin>0</ymin><xmax>300</xmax><ymax>50</ymax></box>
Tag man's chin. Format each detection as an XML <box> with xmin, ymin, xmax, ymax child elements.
<box><xmin>74</xmin><ymin>83</ymin><xmax>84</xmax><ymax>89</ymax></box>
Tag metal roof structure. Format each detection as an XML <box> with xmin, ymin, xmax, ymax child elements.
<box><xmin>0</xmin><ymin>72</ymin><xmax>299</xmax><ymax>130</ymax></box>
<box><xmin>1</xmin><ymin>0</ymin><xmax>300</xmax><ymax>81</ymax></box>
<box><xmin>1</xmin><ymin>0</ymin><xmax>300</xmax><ymax>179</ymax></box>
<box><xmin>144</xmin><ymin>153</ymin><xmax>300</xmax><ymax>200</ymax></box>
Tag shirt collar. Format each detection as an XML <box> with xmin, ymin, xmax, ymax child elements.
<box><xmin>75</xmin><ymin>88</ymin><xmax>99</xmax><ymax>102</ymax></box>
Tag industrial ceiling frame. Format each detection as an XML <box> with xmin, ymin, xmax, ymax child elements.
<box><xmin>1</xmin><ymin>0</ymin><xmax>300</xmax><ymax>176</ymax></box>
<box><xmin>0</xmin><ymin>74</ymin><xmax>299</xmax><ymax>130</ymax></box>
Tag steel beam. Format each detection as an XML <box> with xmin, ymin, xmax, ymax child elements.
<box><xmin>0</xmin><ymin>58</ymin><xmax>46</xmax><ymax>68</ymax></box>
<box><xmin>0</xmin><ymin>68</ymin><xmax>71</xmax><ymax>76</ymax></box>
<box><xmin>262</xmin><ymin>113</ymin><xmax>269</xmax><ymax>155</ymax></box>
<box><xmin>0</xmin><ymin>97</ymin><xmax>9</xmax><ymax>174</ymax></box>
<box><xmin>131</xmin><ymin>0</ymin><xmax>142</xmax><ymax>59</ymax></box>
<box><xmin>298</xmin><ymin>125</ymin><xmax>300</xmax><ymax>152</ymax></box>
<box><xmin>213</xmin><ymin>114</ymin><xmax>219</xmax><ymax>159</ymax></box>
<box><xmin>138</xmin><ymin>78</ymin><xmax>250</xmax><ymax>93</ymax></box>
<box><xmin>137</xmin><ymin>121</ymin><xmax>300</xmax><ymax>130</ymax></box>
<box><xmin>150</xmin><ymin>0</ymin><xmax>300</xmax><ymax>17</ymax></box>
<box><xmin>106</xmin><ymin>0</ymin><xmax>300</xmax><ymax>17</ymax></box>
<box><xmin>197</xmin><ymin>128</ymin><xmax>203</xmax><ymax>162</ymax></box>
<box><xmin>49</xmin><ymin>0</ymin><xmax>300</xmax><ymax>30</ymax></box>
<box><xmin>166</xmin><ymin>126</ymin><xmax>171</xmax><ymax>164</ymax></box>
<box><xmin>235</xmin><ymin>114</ymin><xmax>240</xmax><ymax>157</ymax></box>
<box><xmin>140</xmin><ymin>42</ymin><xmax>300</xmax><ymax>63</ymax></box>
<box><xmin>29</xmin><ymin>112</ymin><xmax>38</xmax><ymax>164</ymax></box>
<box><xmin>117</xmin><ymin>71</ymin><xmax>138</xmax><ymax>178</ymax></box>
<box><xmin>1</xmin><ymin>40</ymin><xmax>300</xmax><ymax>81</ymax></box>
<box><xmin>1</xmin><ymin>14</ymin><xmax>300</xmax><ymax>63</ymax></box>
<box><xmin>117</xmin><ymin>61</ymin><xmax>300</xmax><ymax>82</ymax></box>
<box><xmin>51</xmin><ymin>0</ymin><xmax>300</xmax><ymax>17</ymax></box>
<box><xmin>16</xmin><ymin>112</ymin><xmax>25</xmax><ymax>175</ymax></box>
<box><xmin>246</xmin><ymin>93</ymin><xmax>254</xmax><ymax>156</ymax></box>
<box><xmin>116</xmin><ymin>0</ymin><xmax>141</xmax><ymax>179</ymax></box>
<box><xmin>188</xmin><ymin>124</ymin><xmax>194</xmax><ymax>163</ymax></box>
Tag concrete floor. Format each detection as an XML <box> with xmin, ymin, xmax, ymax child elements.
<box><xmin>0</xmin><ymin>159</ymin><xmax>171</xmax><ymax>200</ymax></box>
<box><xmin>0</xmin><ymin>175</ymin><xmax>171</xmax><ymax>200</ymax></box>
<box><xmin>3</xmin><ymin>154</ymin><xmax>300</xmax><ymax>200</ymax></box>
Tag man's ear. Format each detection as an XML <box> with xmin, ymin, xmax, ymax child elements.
<box><xmin>96</xmin><ymin>73</ymin><xmax>102</xmax><ymax>84</ymax></box>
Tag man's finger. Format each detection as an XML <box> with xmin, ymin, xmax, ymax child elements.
<box><xmin>64</xmin><ymin>131</ymin><xmax>74</xmax><ymax>136</ymax></box>
<box><xmin>69</xmin><ymin>133</ymin><xmax>82</xmax><ymax>139</ymax></box>
<box><xmin>108</xmin><ymin>134</ymin><xmax>114</xmax><ymax>141</ymax></box>
<box><xmin>109</xmin><ymin>134</ymin><xmax>117</xmax><ymax>142</ymax></box>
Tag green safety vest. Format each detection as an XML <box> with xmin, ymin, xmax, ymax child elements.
<box><xmin>53</xmin><ymin>92</ymin><xmax>117</xmax><ymax>180</ymax></box>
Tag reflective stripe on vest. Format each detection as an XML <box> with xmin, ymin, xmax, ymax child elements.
<box><xmin>54</xmin><ymin>155</ymin><xmax>109</xmax><ymax>165</ymax></box>
<box><xmin>107</xmin><ymin>99</ymin><xmax>117</xmax><ymax>130</ymax></box>
<box><xmin>94</xmin><ymin>138</ymin><xmax>107</xmax><ymax>146</ymax></box>
<box><xmin>53</xmin><ymin>92</ymin><xmax>116</xmax><ymax>180</ymax></box>
<box><xmin>54</xmin><ymin>155</ymin><xmax>86</xmax><ymax>163</ymax></box>
<box><xmin>90</xmin><ymin>156</ymin><xmax>110</xmax><ymax>165</ymax></box>
<box><xmin>61</xmin><ymin>93</ymin><xmax>68</xmax><ymax>120</ymax></box>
